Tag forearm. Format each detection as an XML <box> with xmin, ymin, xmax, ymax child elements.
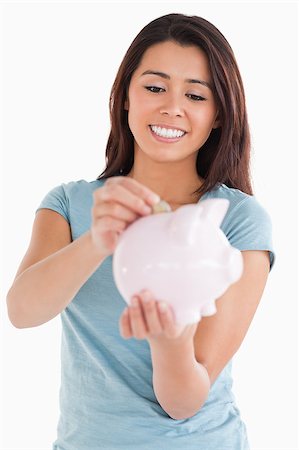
<box><xmin>149</xmin><ymin>340</ymin><xmax>210</xmax><ymax>420</ymax></box>
<box><xmin>6</xmin><ymin>231</ymin><xmax>106</xmax><ymax>328</ymax></box>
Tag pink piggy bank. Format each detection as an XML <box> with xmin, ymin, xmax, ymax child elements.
<box><xmin>112</xmin><ymin>198</ymin><xmax>243</xmax><ymax>326</ymax></box>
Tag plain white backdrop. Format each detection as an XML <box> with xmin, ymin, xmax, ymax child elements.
<box><xmin>1</xmin><ymin>1</ymin><xmax>298</xmax><ymax>449</ymax></box>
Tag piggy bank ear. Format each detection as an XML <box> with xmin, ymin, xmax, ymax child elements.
<box><xmin>199</xmin><ymin>198</ymin><xmax>230</xmax><ymax>227</ymax></box>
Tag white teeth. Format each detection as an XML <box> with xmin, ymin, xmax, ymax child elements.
<box><xmin>150</xmin><ymin>125</ymin><xmax>185</xmax><ymax>139</ymax></box>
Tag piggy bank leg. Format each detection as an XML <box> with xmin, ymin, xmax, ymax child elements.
<box><xmin>175</xmin><ymin>309</ymin><xmax>202</xmax><ymax>326</ymax></box>
<box><xmin>201</xmin><ymin>301</ymin><xmax>217</xmax><ymax>317</ymax></box>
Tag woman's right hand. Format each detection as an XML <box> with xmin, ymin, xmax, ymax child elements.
<box><xmin>90</xmin><ymin>176</ymin><xmax>160</xmax><ymax>257</ymax></box>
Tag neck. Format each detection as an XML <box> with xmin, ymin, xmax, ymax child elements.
<box><xmin>127</xmin><ymin>166</ymin><xmax>204</xmax><ymax>207</ymax></box>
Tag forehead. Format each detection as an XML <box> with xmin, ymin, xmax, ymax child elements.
<box><xmin>133</xmin><ymin>41</ymin><xmax>211</xmax><ymax>80</ymax></box>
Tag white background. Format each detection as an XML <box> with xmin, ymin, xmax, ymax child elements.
<box><xmin>1</xmin><ymin>1</ymin><xmax>298</xmax><ymax>449</ymax></box>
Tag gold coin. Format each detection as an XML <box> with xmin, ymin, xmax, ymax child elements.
<box><xmin>152</xmin><ymin>200</ymin><xmax>172</xmax><ymax>214</ymax></box>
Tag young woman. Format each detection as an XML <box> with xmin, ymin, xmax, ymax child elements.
<box><xmin>7</xmin><ymin>13</ymin><xmax>275</xmax><ymax>450</ymax></box>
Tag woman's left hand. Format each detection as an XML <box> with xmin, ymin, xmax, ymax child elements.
<box><xmin>119</xmin><ymin>289</ymin><xmax>198</xmax><ymax>345</ymax></box>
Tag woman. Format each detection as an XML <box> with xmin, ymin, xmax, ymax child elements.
<box><xmin>6</xmin><ymin>13</ymin><xmax>275</xmax><ymax>450</ymax></box>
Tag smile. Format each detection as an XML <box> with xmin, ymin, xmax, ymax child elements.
<box><xmin>149</xmin><ymin>125</ymin><xmax>187</xmax><ymax>140</ymax></box>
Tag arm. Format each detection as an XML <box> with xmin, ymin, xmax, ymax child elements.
<box><xmin>119</xmin><ymin>249</ymin><xmax>271</xmax><ymax>419</ymax></box>
<box><xmin>193</xmin><ymin>250</ymin><xmax>270</xmax><ymax>384</ymax></box>
<box><xmin>7</xmin><ymin>177</ymin><xmax>160</xmax><ymax>329</ymax></box>
<box><xmin>6</xmin><ymin>210</ymin><xmax>107</xmax><ymax>328</ymax></box>
<box><xmin>149</xmin><ymin>339</ymin><xmax>210</xmax><ymax>420</ymax></box>
<box><xmin>119</xmin><ymin>293</ymin><xmax>210</xmax><ymax>420</ymax></box>
<box><xmin>148</xmin><ymin>250</ymin><xmax>270</xmax><ymax>419</ymax></box>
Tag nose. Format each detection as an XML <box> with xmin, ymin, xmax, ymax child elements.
<box><xmin>159</xmin><ymin>93</ymin><xmax>185</xmax><ymax>117</ymax></box>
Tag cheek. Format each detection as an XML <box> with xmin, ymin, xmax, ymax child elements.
<box><xmin>127</xmin><ymin>107</ymin><xmax>150</xmax><ymax>140</ymax></box>
<box><xmin>128</xmin><ymin>108</ymin><xmax>148</xmax><ymax>132</ymax></box>
<box><xmin>128</xmin><ymin>102</ymin><xmax>152</xmax><ymax>129</ymax></box>
<box><xmin>129</xmin><ymin>88</ymin><xmax>157</xmax><ymax>116</ymax></box>
<box><xmin>192</xmin><ymin>108</ymin><xmax>217</xmax><ymax>131</ymax></box>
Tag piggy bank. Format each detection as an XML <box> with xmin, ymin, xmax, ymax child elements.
<box><xmin>112</xmin><ymin>198</ymin><xmax>243</xmax><ymax>326</ymax></box>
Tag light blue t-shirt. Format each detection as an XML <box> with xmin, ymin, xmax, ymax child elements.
<box><xmin>36</xmin><ymin>178</ymin><xmax>275</xmax><ymax>450</ymax></box>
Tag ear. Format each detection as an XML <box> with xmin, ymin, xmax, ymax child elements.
<box><xmin>212</xmin><ymin>113</ymin><xmax>221</xmax><ymax>129</ymax></box>
<box><xmin>212</xmin><ymin>117</ymin><xmax>221</xmax><ymax>130</ymax></box>
<box><xmin>124</xmin><ymin>99</ymin><xmax>129</xmax><ymax>111</ymax></box>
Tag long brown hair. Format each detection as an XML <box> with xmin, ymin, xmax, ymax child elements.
<box><xmin>96</xmin><ymin>13</ymin><xmax>253</xmax><ymax>197</ymax></box>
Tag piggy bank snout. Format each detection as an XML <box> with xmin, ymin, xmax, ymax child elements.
<box><xmin>226</xmin><ymin>247</ymin><xmax>243</xmax><ymax>282</ymax></box>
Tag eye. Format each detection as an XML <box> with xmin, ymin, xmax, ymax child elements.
<box><xmin>144</xmin><ymin>86</ymin><xmax>206</xmax><ymax>101</ymax></box>
<box><xmin>144</xmin><ymin>86</ymin><xmax>165</xmax><ymax>93</ymax></box>
<box><xmin>187</xmin><ymin>94</ymin><xmax>206</xmax><ymax>101</ymax></box>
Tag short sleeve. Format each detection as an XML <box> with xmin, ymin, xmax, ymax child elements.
<box><xmin>222</xmin><ymin>196</ymin><xmax>275</xmax><ymax>271</ymax></box>
<box><xmin>35</xmin><ymin>184</ymin><xmax>70</xmax><ymax>224</ymax></box>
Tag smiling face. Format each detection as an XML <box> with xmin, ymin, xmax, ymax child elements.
<box><xmin>125</xmin><ymin>40</ymin><xmax>220</xmax><ymax>168</ymax></box>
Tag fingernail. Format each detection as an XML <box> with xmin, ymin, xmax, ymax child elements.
<box><xmin>131</xmin><ymin>297</ymin><xmax>139</xmax><ymax>307</ymax></box>
<box><xmin>148</xmin><ymin>193</ymin><xmax>160</xmax><ymax>204</ymax></box>
<box><xmin>142</xmin><ymin>290</ymin><xmax>151</xmax><ymax>302</ymax></box>
<box><xmin>142</xmin><ymin>205</ymin><xmax>152</xmax><ymax>214</ymax></box>
<box><xmin>159</xmin><ymin>302</ymin><xmax>168</xmax><ymax>312</ymax></box>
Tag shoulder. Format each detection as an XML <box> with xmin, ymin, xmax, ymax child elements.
<box><xmin>204</xmin><ymin>183</ymin><xmax>254</xmax><ymax>211</ymax></box>
<box><xmin>59</xmin><ymin>178</ymin><xmax>106</xmax><ymax>197</ymax></box>
<box><xmin>204</xmin><ymin>183</ymin><xmax>275</xmax><ymax>270</ymax></box>
<box><xmin>37</xmin><ymin>178</ymin><xmax>106</xmax><ymax>217</ymax></box>
<box><xmin>204</xmin><ymin>183</ymin><xmax>272</xmax><ymax>224</ymax></box>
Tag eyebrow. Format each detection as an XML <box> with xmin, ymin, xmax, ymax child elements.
<box><xmin>141</xmin><ymin>70</ymin><xmax>212</xmax><ymax>90</ymax></box>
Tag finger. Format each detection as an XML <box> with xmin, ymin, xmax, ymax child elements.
<box><xmin>92</xmin><ymin>201</ymin><xmax>139</xmax><ymax>223</ymax></box>
<box><xmin>129</xmin><ymin>297</ymin><xmax>149</xmax><ymax>340</ymax></box>
<box><xmin>91</xmin><ymin>215</ymin><xmax>127</xmax><ymax>234</ymax></box>
<box><xmin>119</xmin><ymin>308</ymin><xmax>133</xmax><ymax>339</ymax></box>
<box><xmin>139</xmin><ymin>291</ymin><xmax>163</xmax><ymax>336</ymax></box>
<box><xmin>157</xmin><ymin>302</ymin><xmax>180</xmax><ymax>338</ymax></box>
<box><xmin>95</xmin><ymin>183</ymin><xmax>153</xmax><ymax>217</ymax></box>
<box><xmin>106</xmin><ymin>176</ymin><xmax>160</xmax><ymax>206</ymax></box>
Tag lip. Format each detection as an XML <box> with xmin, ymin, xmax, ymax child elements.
<box><xmin>150</xmin><ymin>124</ymin><xmax>188</xmax><ymax>133</ymax></box>
<box><xmin>148</xmin><ymin>125</ymin><xmax>187</xmax><ymax>143</ymax></box>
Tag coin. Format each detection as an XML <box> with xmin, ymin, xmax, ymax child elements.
<box><xmin>152</xmin><ymin>200</ymin><xmax>172</xmax><ymax>214</ymax></box>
